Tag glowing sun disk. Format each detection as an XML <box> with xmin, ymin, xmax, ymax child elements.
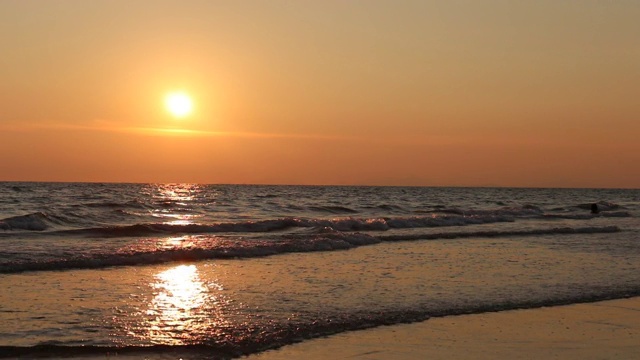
<box><xmin>165</xmin><ymin>92</ymin><xmax>193</xmax><ymax>118</ymax></box>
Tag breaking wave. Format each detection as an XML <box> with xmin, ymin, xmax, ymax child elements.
<box><xmin>2</xmin><ymin>202</ymin><xmax>630</xmax><ymax>236</ymax></box>
<box><xmin>40</xmin><ymin>214</ymin><xmax>517</xmax><ymax>238</ymax></box>
<box><xmin>0</xmin><ymin>212</ymin><xmax>54</xmax><ymax>231</ymax></box>
<box><xmin>0</xmin><ymin>226</ymin><xmax>620</xmax><ymax>274</ymax></box>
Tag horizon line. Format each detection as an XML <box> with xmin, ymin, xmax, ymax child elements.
<box><xmin>0</xmin><ymin>180</ymin><xmax>637</xmax><ymax>191</ymax></box>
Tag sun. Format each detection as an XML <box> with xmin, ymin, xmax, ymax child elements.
<box><xmin>165</xmin><ymin>92</ymin><xmax>193</xmax><ymax>118</ymax></box>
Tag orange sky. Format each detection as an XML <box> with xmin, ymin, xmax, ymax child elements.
<box><xmin>1</xmin><ymin>0</ymin><xmax>638</xmax><ymax>188</ymax></box>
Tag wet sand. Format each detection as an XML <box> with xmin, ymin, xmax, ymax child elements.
<box><xmin>247</xmin><ymin>297</ymin><xmax>640</xmax><ymax>360</ymax></box>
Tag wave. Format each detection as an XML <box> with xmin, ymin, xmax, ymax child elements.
<box><xmin>0</xmin><ymin>212</ymin><xmax>54</xmax><ymax>231</ymax></box>
<box><xmin>0</xmin><ymin>344</ymin><xmax>234</xmax><ymax>359</ymax></box>
<box><xmin>576</xmin><ymin>201</ymin><xmax>623</xmax><ymax>211</ymax></box>
<box><xmin>378</xmin><ymin>226</ymin><xmax>620</xmax><ymax>241</ymax></box>
<box><xmin>436</xmin><ymin>206</ymin><xmax>544</xmax><ymax>217</ymax></box>
<box><xmin>0</xmin><ymin>291</ymin><xmax>637</xmax><ymax>359</ymax></box>
<box><xmin>544</xmin><ymin>212</ymin><xmax>631</xmax><ymax>220</ymax></box>
<box><xmin>47</xmin><ymin>214</ymin><xmax>516</xmax><ymax>238</ymax></box>
<box><xmin>1</xmin><ymin>203</ymin><xmax>630</xmax><ymax>236</ymax></box>
<box><xmin>413</xmin><ymin>205</ymin><xmax>545</xmax><ymax>217</ymax></box>
<box><xmin>82</xmin><ymin>199</ymin><xmax>149</xmax><ymax>209</ymax></box>
<box><xmin>0</xmin><ymin>226</ymin><xmax>619</xmax><ymax>274</ymax></box>
<box><xmin>308</xmin><ymin>205</ymin><xmax>359</xmax><ymax>214</ymax></box>
<box><xmin>255</xmin><ymin>193</ymin><xmax>279</xmax><ymax>198</ymax></box>
<box><xmin>363</xmin><ymin>204</ymin><xmax>407</xmax><ymax>212</ymax></box>
<box><xmin>0</xmin><ymin>233</ymin><xmax>380</xmax><ymax>273</ymax></box>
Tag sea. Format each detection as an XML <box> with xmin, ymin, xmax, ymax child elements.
<box><xmin>0</xmin><ymin>182</ymin><xmax>638</xmax><ymax>359</ymax></box>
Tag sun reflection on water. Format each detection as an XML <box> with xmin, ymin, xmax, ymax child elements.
<box><xmin>149</xmin><ymin>183</ymin><xmax>206</xmax><ymax>225</ymax></box>
<box><xmin>142</xmin><ymin>264</ymin><xmax>224</xmax><ymax>345</ymax></box>
<box><xmin>154</xmin><ymin>183</ymin><xmax>202</xmax><ymax>202</ymax></box>
<box><xmin>152</xmin><ymin>265</ymin><xmax>207</xmax><ymax>314</ymax></box>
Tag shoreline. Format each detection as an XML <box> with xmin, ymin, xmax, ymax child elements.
<box><xmin>246</xmin><ymin>297</ymin><xmax>640</xmax><ymax>360</ymax></box>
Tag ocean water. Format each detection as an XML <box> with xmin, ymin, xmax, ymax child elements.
<box><xmin>0</xmin><ymin>182</ymin><xmax>638</xmax><ymax>358</ymax></box>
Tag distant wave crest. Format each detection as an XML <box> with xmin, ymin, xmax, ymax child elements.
<box><xmin>0</xmin><ymin>212</ymin><xmax>52</xmax><ymax>231</ymax></box>
<box><xmin>2</xmin><ymin>203</ymin><xmax>629</xmax><ymax>235</ymax></box>
<box><xmin>48</xmin><ymin>214</ymin><xmax>517</xmax><ymax>238</ymax></box>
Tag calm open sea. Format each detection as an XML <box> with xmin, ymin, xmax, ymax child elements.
<box><xmin>0</xmin><ymin>183</ymin><xmax>639</xmax><ymax>358</ymax></box>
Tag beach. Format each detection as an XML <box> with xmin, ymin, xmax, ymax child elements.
<box><xmin>249</xmin><ymin>297</ymin><xmax>640</xmax><ymax>360</ymax></box>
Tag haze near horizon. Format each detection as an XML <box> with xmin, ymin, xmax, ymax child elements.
<box><xmin>1</xmin><ymin>0</ymin><xmax>638</xmax><ymax>188</ymax></box>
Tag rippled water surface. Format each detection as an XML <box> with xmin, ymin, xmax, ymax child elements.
<box><xmin>0</xmin><ymin>183</ymin><xmax>638</xmax><ymax>358</ymax></box>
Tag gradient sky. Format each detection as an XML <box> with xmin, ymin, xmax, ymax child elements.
<box><xmin>1</xmin><ymin>0</ymin><xmax>638</xmax><ymax>187</ymax></box>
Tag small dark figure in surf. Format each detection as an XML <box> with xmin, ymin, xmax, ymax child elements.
<box><xmin>591</xmin><ymin>203</ymin><xmax>599</xmax><ymax>214</ymax></box>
